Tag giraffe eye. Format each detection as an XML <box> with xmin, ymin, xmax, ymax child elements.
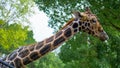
<box><xmin>91</xmin><ymin>19</ymin><xmax>96</xmax><ymax>23</ymax></box>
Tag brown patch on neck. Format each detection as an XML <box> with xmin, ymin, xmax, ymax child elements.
<box><xmin>18</xmin><ymin>49</ymin><xmax>30</xmax><ymax>58</ymax></box>
<box><xmin>8</xmin><ymin>51</ymin><xmax>17</xmax><ymax>61</ymax></box>
<box><xmin>39</xmin><ymin>44</ymin><xmax>51</xmax><ymax>55</ymax></box>
<box><xmin>23</xmin><ymin>57</ymin><xmax>32</xmax><ymax>65</ymax></box>
<box><xmin>53</xmin><ymin>36</ymin><xmax>65</xmax><ymax>47</ymax></box>
<box><xmin>64</xmin><ymin>28</ymin><xmax>72</xmax><ymax>38</ymax></box>
<box><xmin>36</xmin><ymin>41</ymin><xmax>44</xmax><ymax>50</ymax></box>
<box><xmin>14</xmin><ymin>58</ymin><xmax>23</xmax><ymax>68</ymax></box>
<box><xmin>55</xmin><ymin>31</ymin><xmax>63</xmax><ymax>38</ymax></box>
<box><xmin>46</xmin><ymin>36</ymin><xmax>54</xmax><ymax>43</ymax></box>
<box><xmin>29</xmin><ymin>52</ymin><xmax>40</xmax><ymax>60</ymax></box>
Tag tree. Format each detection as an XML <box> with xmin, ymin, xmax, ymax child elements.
<box><xmin>0</xmin><ymin>0</ymin><xmax>34</xmax><ymax>25</ymax></box>
<box><xmin>27</xmin><ymin>53</ymin><xmax>65</xmax><ymax>68</ymax></box>
<box><xmin>0</xmin><ymin>0</ymin><xmax>35</xmax><ymax>54</ymax></box>
<box><xmin>88</xmin><ymin>1</ymin><xmax>120</xmax><ymax>67</ymax></box>
<box><xmin>0</xmin><ymin>0</ymin><xmax>66</xmax><ymax>68</ymax></box>
<box><xmin>35</xmin><ymin>0</ymin><xmax>120</xmax><ymax>68</ymax></box>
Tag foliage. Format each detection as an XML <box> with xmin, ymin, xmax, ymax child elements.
<box><xmin>0</xmin><ymin>0</ymin><xmax>34</xmax><ymax>25</ymax></box>
<box><xmin>0</xmin><ymin>0</ymin><xmax>35</xmax><ymax>54</ymax></box>
<box><xmin>0</xmin><ymin>0</ymin><xmax>66</xmax><ymax>68</ymax></box>
<box><xmin>35</xmin><ymin>0</ymin><xmax>120</xmax><ymax>68</ymax></box>
<box><xmin>27</xmin><ymin>53</ymin><xmax>65</xmax><ymax>68</ymax></box>
<box><xmin>0</xmin><ymin>23</ymin><xmax>26</xmax><ymax>53</ymax></box>
<box><xmin>35</xmin><ymin>0</ymin><xmax>89</xmax><ymax>30</ymax></box>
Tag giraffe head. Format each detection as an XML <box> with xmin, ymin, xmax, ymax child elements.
<box><xmin>72</xmin><ymin>7</ymin><xmax>109</xmax><ymax>41</ymax></box>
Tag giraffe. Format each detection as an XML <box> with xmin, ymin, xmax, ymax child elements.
<box><xmin>0</xmin><ymin>7</ymin><xmax>109</xmax><ymax>68</ymax></box>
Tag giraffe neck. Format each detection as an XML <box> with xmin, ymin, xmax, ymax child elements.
<box><xmin>2</xmin><ymin>18</ymin><xmax>81</xmax><ymax>68</ymax></box>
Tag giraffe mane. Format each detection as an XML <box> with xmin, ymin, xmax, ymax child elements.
<box><xmin>60</xmin><ymin>18</ymin><xmax>74</xmax><ymax>30</ymax></box>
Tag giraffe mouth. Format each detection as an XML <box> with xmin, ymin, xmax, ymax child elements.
<box><xmin>99</xmin><ymin>31</ymin><xmax>109</xmax><ymax>41</ymax></box>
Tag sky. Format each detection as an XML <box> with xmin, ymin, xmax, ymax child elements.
<box><xmin>29</xmin><ymin>6</ymin><xmax>60</xmax><ymax>53</ymax></box>
<box><xmin>29</xmin><ymin>6</ymin><xmax>54</xmax><ymax>42</ymax></box>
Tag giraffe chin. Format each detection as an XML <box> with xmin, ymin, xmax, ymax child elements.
<box><xmin>99</xmin><ymin>31</ymin><xmax>109</xmax><ymax>41</ymax></box>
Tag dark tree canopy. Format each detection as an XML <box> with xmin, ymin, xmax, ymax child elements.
<box><xmin>0</xmin><ymin>0</ymin><xmax>120</xmax><ymax>68</ymax></box>
<box><xmin>35</xmin><ymin>0</ymin><xmax>120</xmax><ymax>68</ymax></box>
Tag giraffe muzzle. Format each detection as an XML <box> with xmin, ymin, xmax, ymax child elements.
<box><xmin>99</xmin><ymin>31</ymin><xmax>109</xmax><ymax>41</ymax></box>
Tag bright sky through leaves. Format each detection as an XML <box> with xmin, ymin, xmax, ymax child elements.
<box><xmin>29</xmin><ymin>6</ymin><xmax>53</xmax><ymax>42</ymax></box>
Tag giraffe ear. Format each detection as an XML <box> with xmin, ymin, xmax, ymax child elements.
<box><xmin>72</xmin><ymin>11</ymin><xmax>82</xmax><ymax>18</ymax></box>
